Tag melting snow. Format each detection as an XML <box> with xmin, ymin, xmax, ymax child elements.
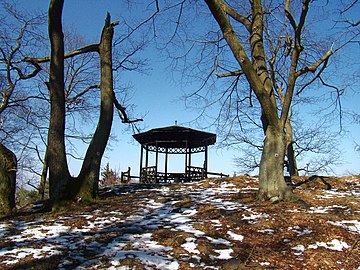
<box><xmin>242</xmin><ymin>212</ymin><xmax>270</xmax><ymax>222</ymax></box>
<box><xmin>257</xmin><ymin>229</ymin><xmax>275</xmax><ymax>234</ymax></box>
<box><xmin>212</xmin><ymin>248</ymin><xmax>234</xmax><ymax>259</ymax></box>
<box><xmin>227</xmin><ymin>230</ymin><xmax>244</xmax><ymax>241</ymax></box>
<box><xmin>289</xmin><ymin>226</ymin><xmax>313</xmax><ymax>236</ymax></box>
<box><xmin>0</xmin><ymin>179</ymin><xmax>358</xmax><ymax>269</ymax></box>
<box><xmin>181</xmin><ymin>238</ymin><xmax>200</xmax><ymax>254</ymax></box>
<box><xmin>292</xmin><ymin>244</ymin><xmax>306</xmax><ymax>255</ymax></box>
<box><xmin>308</xmin><ymin>239</ymin><xmax>350</xmax><ymax>251</ymax></box>
<box><xmin>328</xmin><ymin>220</ymin><xmax>360</xmax><ymax>234</ymax></box>
<box><xmin>318</xmin><ymin>189</ymin><xmax>360</xmax><ymax>199</ymax></box>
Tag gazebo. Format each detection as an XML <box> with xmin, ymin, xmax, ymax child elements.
<box><xmin>132</xmin><ymin>125</ymin><xmax>217</xmax><ymax>183</ymax></box>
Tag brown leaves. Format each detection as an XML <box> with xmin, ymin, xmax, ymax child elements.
<box><xmin>1</xmin><ymin>175</ymin><xmax>359</xmax><ymax>269</ymax></box>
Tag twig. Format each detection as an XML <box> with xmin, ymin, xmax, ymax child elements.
<box><xmin>244</xmin><ymin>244</ymin><xmax>257</xmax><ymax>266</ymax></box>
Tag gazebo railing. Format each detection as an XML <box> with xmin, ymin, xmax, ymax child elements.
<box><xmin>140</xmin><ymin>166</ymin><xmax>157</xmax><ymax>183</ymax></box>
<box><xmin>141</xmin><ymin>167</ymin><xmax>182</xmax><ymax>183</ymax></box>
<box><xmin>186</xmin><ymin>165</ymin><xmax>205</xmax><ymax>180</ymax></box>
<box><xmin>137</xmin><ymin>165</ymin><xmax>229</xmax><ymax>184</ymax></box>
<box><xmin>140</xmin><ymin>165</ymin><xmax>207</xmax><ymax>183</ymax></box>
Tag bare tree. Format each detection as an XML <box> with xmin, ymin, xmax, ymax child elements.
<box><xmin>156</xmin><ymin>0</ymin><xmax>359</xmax><ymax>201</ymax></box>
<box><xmin>28</xmin><ymin>0</ymin><xmax>148</xmax><ymax>207</ymax></box>
<box><xmin>1</xmin><ymin>0</ymin><xmax>153</xmax><ymax>210</ymax></box>
<box><xmin>205</xmin><ymin>0</ymin><xmax>359</xmax><ymax>201</ymax></box>
<box><xmin>36</xmin><ymin>29</ymin><xmax>102</xmax><ymax>199</ymax></box>
<box><xmin>0</xmin><ymin>1</ymin><xmax>46</xmax><ymax>216</ymax></box>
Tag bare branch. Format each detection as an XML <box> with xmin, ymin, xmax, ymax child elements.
<box><xmin>113</xmin><ymin>91</ymin><xmax>143</xmax><ymax>124</ymax></box>
<box><xmin>319</xmin><ymin>76</ymin><xmax>344</xmax><ymax>131</ymax></box>
<box><xmin>284</xmin><ymin>0</ymin><xmax>297</xmax><ymax>31</ymax></box>
<box><xmin>24</xmin><ymin>43</ymin><xmax>100</xmax><ymax>63</ymax></box>
<box><xmin>340</xmin><ymin>0</ymin><xmax>358</xmax><ymax>14</ymax></box>
<box><xmin>26</xmin><ymin>180</ymin><xmax>40</xmax><ymax>191</ymax></box>
<box><xmin>296</xmin><ymin>58</ymin><xmax>328</xmax><ymax>95</ymax></box>
<box><xmin>114</xmin><ymin>0</ymin><xmax>160</xmax><ymax>46</ymax></box>
<box><xmin>221</xmin><ymin>2</ymin><xmax>251</xmax><ymax>32</ymax></box>
<box><xmin>66</xmin><ymin>84</ymin><xmax>99</xmax><ymax>105</ymax></box>
<box><xmin>342</xmin><ymin>19</ymin><xmax>360</xmax><ymax>27</ymax></box>
<box><xmin>280</xmin><ymin>0</ymin><xmax>311</xmax><ymax>125</ymax></box>
<box><xmin>11</xmin><ymin>61</ymin><xmax>42</xmax><ymax>80</ymax></box>
<box><xmin>216</xmin><ymin>69</ymin><xmax>244</xmax><ymax>78</ymax></box>
<box><xmin>295</xmin><ymin>49</ymin><xmax>333</xmax><ymax>77</ymax></box>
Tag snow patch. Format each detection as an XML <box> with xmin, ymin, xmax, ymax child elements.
<box><xmin>212</xmin><ymin>248</ymin><xmax>234</xmax><ymax>259</ymax></box>
<box><xmin>328</xmin><ymin>220</ymin><xmax>360</xmax><ymax>234</ymax></box>
<box><xmin>258</xmin><ymin>229</ymin><xmax>275</xmax><ymax>234</ymax></box>
<box><xmin>308</xmin><ymin>239</ymin><xmax>350</xmax><ymax>251</ymax></box>
<box><xmin>292</xmin><ymin>244</ymin><xmax>306</xmax><ymax>255</ymax></box>
<box><xmin>227</xmin><ymin>231</ymin><xmax>244</xmax><ymax>241</ymax></box>
<box><xmin>181</xmin><ymin>238</ymin><xmax>200</xmax><ymax>254</ymax></box>
<box><xmin>242</xmin><ymin>212</ymin><xmax>269</xmax><ymax>223</ymax></box>
<box><xmin>289</xmin><ymin>226</ymin><xmax>313</xmax><ymax>236</ymax></box>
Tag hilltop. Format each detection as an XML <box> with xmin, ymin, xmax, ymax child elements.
<box><xmin>0</xmin><ymin>175</ymin><xmax>359</xmax><ymax>269</ymax></box>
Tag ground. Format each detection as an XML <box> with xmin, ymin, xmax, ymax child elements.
<box><xmin>0</xmin><ymin>175</ymin><xmax>359</xmax><ymax>269</ymax></box>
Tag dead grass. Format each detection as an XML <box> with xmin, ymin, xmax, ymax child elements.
<box><xmin>0</xmin><ymin>175</ymin><xmax>359</xmax><ymax>269</ymax></box>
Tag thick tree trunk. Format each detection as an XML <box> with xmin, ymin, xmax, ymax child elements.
<box><xmin>47</xmin><ymin>0</ymin><xmax>71</xmax><ymax>206</ymax></box>
<box><xmin>75</xmin><ymin>14</ymin><xmax>116</xmax><ymax>201</ymax></box>
<box><xmin>0</xmin><ymin>143</ymin><xmax>17</xmax><ymax>217</ymax></box>
<box><xmin>258</xmin><ymin>125</ymin><xmax>293</xmax><ymax>201</ymax></box>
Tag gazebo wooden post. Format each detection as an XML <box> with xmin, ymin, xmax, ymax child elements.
<box><xmin>139</xmin><ymin>145</ymin><xmax>144</xmax><ymax>182</ymax></box>
<box><xmin>145</xmin><ymin>145</ymin><xmax>149</xmax><ymax>168</ymax></box>
<box><xmin>155</xmin><ymin>141</ymin><xmax>159</xmax><ymax>183</ymax></box>
<box><xmin>189</xmin><ymin>147</ymin><xmax>192</xmax><ymax>179</ymax></box>
<box><xmin>189</xmin><ymin>148</ymin><xmax>192</xmax><ymax>167</ymax></box>
<box><xmin>145</xmin><ymin>145</ymin><xmax>149</xmax><ymax>182</ymax></box>
<box><xmin>185</xmin><ymin>141</ymin><xmax>188</xmax><ymax>180</ymax></box>
<box><xmin>204</xmin><ymin>145</ymin><xmax>208</xmax><ymax>178</ymax></box>
<box><xmin>165</xmin><ymin>148</ymin><xmax>168</xmax><ymax>182</ymax></box>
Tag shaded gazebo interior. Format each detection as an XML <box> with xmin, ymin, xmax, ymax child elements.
<box><xmin>132</xmin><ymin>125</ymin><xmax>219</xmax><ymax>183</ymax></box>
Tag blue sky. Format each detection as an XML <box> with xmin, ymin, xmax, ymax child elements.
<box><xmin>10</xmin><ymin>0</ymin><xmax>360</xmax><ymax>177</ymax></box>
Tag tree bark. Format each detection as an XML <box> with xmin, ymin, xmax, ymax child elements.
<box><xmin>75</xmin><ymin>14</ymin><xmax>116</xmax><ymax>201</ymax></box>
<box><xmin>38</xmin><ymin>150</ymin><xmax>48</xmax><ymax>200</ymax></box>
<box><xmin>258</xmin><ymin>125</ymin><xmax>292</xmax><ymax>201</ymax></box>
<box><xmin>47</xmin><ymin>0</ymin><xmax>71</xmax><ymax>206</ymax></box>
<box><xmin>285</xmin><ymin>118</ymin><xmax>298</xmax><ymax>176</ymax></box>
<box><xmin>0</xmin><ymin>143</ymin><xmax>17</xmax><ymax>217</ymax></box>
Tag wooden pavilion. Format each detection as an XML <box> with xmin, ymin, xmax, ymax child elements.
<box><xmin>132</xmin><ymin>125</ymin><xmax>218</xmax><ymax>183</ymax></box>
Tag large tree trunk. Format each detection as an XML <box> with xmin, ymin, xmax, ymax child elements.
<box><xmin>75</xmin><ymin>14</ymin><xmax>116</xmax><ymax>201</ymax></box>
<box><xmin>0</xmin><ymin>143</ymin><xmax>17</xmax><ymax>217</ymax></box>
<box><xmin>47</xmin><ymin>0</ymin><xmax>71</xmax><ymax>206</ymax></box>
<box><xmin>258</xmin><ymin>125</ymin><xmax>292</xmax><ymax>201</ymax></box>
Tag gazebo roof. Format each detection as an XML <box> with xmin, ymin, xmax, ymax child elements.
<box><xmin>133</xmin><ymin>125</ymin><xmax>216</xmax><ymax>150</ymax></box>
